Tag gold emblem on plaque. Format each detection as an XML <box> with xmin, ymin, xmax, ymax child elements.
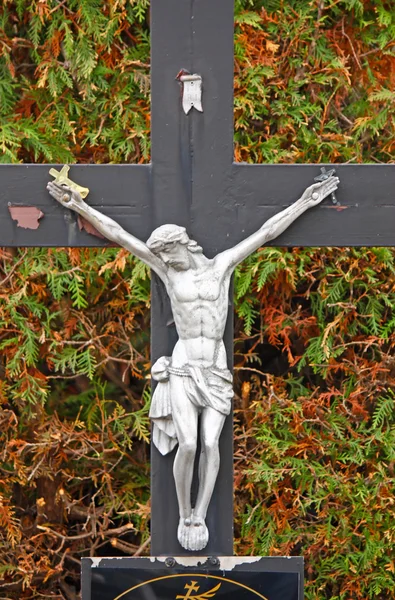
<box><xmin>113</xmin><ymin>573</ymin><xmax>268</xmax><ymax>600</ymax></box>
<box><xmin>176</xmin><ymin>580</ymin><xmax>221</xmax><ymax>599</ymax></box>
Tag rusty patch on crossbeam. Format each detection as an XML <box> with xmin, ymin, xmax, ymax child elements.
<box><xmin>322</xmin><ymin>205</ymin><xmax>349</xmax><ymax>212</ymax></box>
<box><xmin>77</xmin><ymin>215</ymin><xmax>107</xmax><ymax>239</ymax></box>
<box><xmin>335</xmin><ymin>206</ymin><xmax>348</xmax><ymax>212</ymax></box>
<box><xmin>77</xmin><ymin>216</ymin><xmax>119</xmax><ymax>246</ymax></box>
<box><xmin>8</xmin><ymin>205</ymin><xmax>44</xmax><ymax>229</ymax></box>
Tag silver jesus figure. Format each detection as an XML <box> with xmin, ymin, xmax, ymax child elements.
<box><xmin>47</xmin><ymin>175</ymin><xmax>339</xmax><ymax>551</ymax></box>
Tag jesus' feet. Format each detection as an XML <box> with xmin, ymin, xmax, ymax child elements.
<box><xmin>177</xmin><ymin>517</ymin><xmax>192</xmax><ymax>550</ymax></box>
<box><xmin>177</xmin><ymin>515</ymin><xmax>209</xmax><ymax>551</ymax></box>
<box><xmin>188</xmin><ymin>515</ymin><xmax>209</xmax><ymax>551</ymax></box>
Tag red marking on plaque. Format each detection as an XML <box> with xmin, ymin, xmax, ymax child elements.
<box><xmin>8</xmin><ymin>206</ymin><xmax>44</xmax><ymax>229</ymax></box>
<box><xmin>77</xmin><ymin>216</ymin><xmax>120</xmax><ymax>246</ymax></box>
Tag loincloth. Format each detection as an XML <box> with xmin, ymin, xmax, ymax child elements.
<box><xmin>149</xmin><ymin>356</ymin><xmax>233</xmax><ymax>455</ymax></box>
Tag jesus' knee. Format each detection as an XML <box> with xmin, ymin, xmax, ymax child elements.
<box><xmin>201</xmin><ymin>436</ymin><xmax>220</xmax><ymax>462</ymax></box>
<box><xmin>178</xmin><ymin>439</ymin><xmax>197</xmax><ymax>461</ymax></box>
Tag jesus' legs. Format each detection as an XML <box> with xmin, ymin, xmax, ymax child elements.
<box><xmin>195</xmin><ymin>407</ymin><xmax>226</xmax><ymax>518</ymax></box>
<box><xmin>186</xmin><ymin>407</ymin><xmax>226</xmax><ymax>550</ymax></box>
<box><xmin>170</xmin><ymin>375</ymin><xmax>199</xmax><ymax>549</ymax></box>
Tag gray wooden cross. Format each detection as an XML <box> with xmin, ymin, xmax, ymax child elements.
<box><xmin>1</xmin><ymin>0</ymin><xmax>395</xmax><ymax>557</ymax></box>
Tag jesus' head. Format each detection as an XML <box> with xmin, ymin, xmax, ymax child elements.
<box><xmin>146</xmin><ymin>224</ymin><xmax>202</xmax><ymax>271</ymax></box>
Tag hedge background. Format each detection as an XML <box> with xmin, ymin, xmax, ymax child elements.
<box><xmin>1</xmin><ymin>1</ymin><xmax>395</xmax><ymax>598</ymax></box>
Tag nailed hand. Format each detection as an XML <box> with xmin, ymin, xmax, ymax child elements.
<box><xmin>301</xmin><ymin>176</ymin><xmax>340</xmax><ymax>207</ymax></box>
<box><xmin>47</xmin><ymin>181</ymin><xmax>84</xmax><ymax>209</ymax></box>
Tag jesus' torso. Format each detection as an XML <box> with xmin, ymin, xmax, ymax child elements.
<box><xmin>165</xmin><ymin>260</ymin><xmax>231</xmax><ymax>370</ymax></box>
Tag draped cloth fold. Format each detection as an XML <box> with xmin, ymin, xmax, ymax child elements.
<box><xmin>149</xmin><ymin>356</ymin><xmax>233</xmax><ymax>455</ymax></box>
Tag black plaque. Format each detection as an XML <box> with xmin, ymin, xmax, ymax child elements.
<box><xmin>82</xmin><ymin>557</ymin><xmax>303</xmax><ymax>600</ymax></box>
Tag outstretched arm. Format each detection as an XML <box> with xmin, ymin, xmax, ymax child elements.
<box><xmin>47</xmin><ymin>182</ymin><xmax>167</xmax><ymax>282</ymax></box>
<box><xmin>216</xmin><ymin>176</ymin><xmax>339</xmax><ymax>272</ymax></box>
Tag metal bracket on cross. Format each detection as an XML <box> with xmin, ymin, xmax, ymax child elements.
<box><xmin>49</xmin><ymin>165</ymin><xmax>90</xmax><ymax>199</ymax></box>
<box><xmin>176</xmin><ymin>70</ymin><xmax>203</xmax><ymax>114</ymax></box>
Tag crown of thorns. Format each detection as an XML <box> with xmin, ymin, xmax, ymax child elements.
<box><xmin>146</xmin><ymin>224</ymin><xmax>189</xmax><ymax>253</ymax></box>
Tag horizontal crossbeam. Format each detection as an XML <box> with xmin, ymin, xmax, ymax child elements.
<box><xmin>2</xmin><ymin>163</ymin><xmax>394</xmax><ymax>249</ymax></box>
<box><xmin>198</xmin><ymin>163</ymin><xmax>395</xmax><ymax>252</ymax></box>
<box><xmin>1</xmin><ymin>164</ymin><xmax>151</xmax><ymax>246</ymax></box>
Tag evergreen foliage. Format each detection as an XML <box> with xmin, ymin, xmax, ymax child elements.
<box><xmin>234</xmin><ymin>246</ymin><xmax>395</xmax><ymax>599</ymax></box>
<box><xmin>1</xmin><ymin>1</ymin><xmax>395</xmax><ymax>598</ymax></box>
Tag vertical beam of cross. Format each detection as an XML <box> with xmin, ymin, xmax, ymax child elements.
<box><xmin>150</xmin><ymin>0</ymin><xmax>234</xmax><ymax>556</ymax></box>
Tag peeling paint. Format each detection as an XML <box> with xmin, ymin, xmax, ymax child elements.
<box><xmin>90</xmin><ymin>558</ymin><xmax>103</xmax><ymax>568</ymax></box>
<box><xmin>8</xmin><ymin>205</ymin><xmax>44</xmax><ymax>229</ymax></box>
<box><xmin>151</xmin><ymin>557</ymin><xmax>206</xmax><ymax>567</ymax></box>
<box><xmin>90</xmin><ymin>557</ymin><xmax>125</xmax><ymax>568</ymax></box>
<box><xmin>218</xmin><ymin>557</ymin><xmax>262</xmax><ymax>570</ymax></box>
<box><xmin>77</xmin><ymin>215</ymin><xmax>107</xmax><ymax>239</ymax></box>
<box><xmin>77</xmin><ymin>216</ymin><xmax>120</xmax><ymax>246</ymax></box>
<box><xmin>150</xmin><ymin>556</ymin><xmax>262</xmax><ymax>570</ymax></box>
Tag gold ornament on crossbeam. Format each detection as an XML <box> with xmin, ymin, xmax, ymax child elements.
<box><xmin>49</xmin><ymin>165</ymin><xmax>90</xmax><ymax>199</ymax></box>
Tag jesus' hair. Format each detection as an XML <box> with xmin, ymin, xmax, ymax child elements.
<box><xmin>146</xmin><ymin>224</ymin><xmax>202</xmax><ymax>254</ymax></box>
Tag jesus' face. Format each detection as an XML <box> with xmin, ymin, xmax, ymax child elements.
<box><xmin>159</xmin><ymin>241</ymin><xmax>190</xmax><ymax>271</ymax></box>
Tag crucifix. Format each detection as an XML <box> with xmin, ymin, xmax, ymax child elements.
<box><xmin>47</xmin><ymin>160</ymin><xmax>337</xmax><ymax>554</ymax></box>
<box><xmin>2</xmin><ymin>0</ymin><xmax>395</xmax><ymax>561</ymax></box>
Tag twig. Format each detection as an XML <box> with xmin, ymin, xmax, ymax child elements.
<box><xmin>133</xmin><ymin>536</ymin><xmax>150</xmax><ymax>557</ymax></box>
<box><xmin>27</xmin><ymin>455</ymin><xmax>45</xmax><ymax>482</ymax></box>
<box><xmin>59</xmin><ymin>579</ymin><xmax>78</xmax><ymax>600</ymax></box>
<box><xmin>0</xmin><ymin>250</ymin><xmax>28</xmax><ymax>287</ymax></box>
<box><xmin>107</xmin><ymin>523</ymin><xmax>136</xmax><ymax>536</ymax></box>
<box><xmin>341</xmin><ymin>17</ymin><xmax>362</xmax><ymax>69</ymax></box>
<box><xmin>245</xmin><ymin>502</ymin><xmax>262</xmax><ymax>525</ymax></box>
<box><xmin>360</xmin><ymin>44</ymin><xmax>394</xmax><ymax>58</ymax></box>
<box><xmin>0</xmin><ymin>578</ymin><xmax>25</xmax><ymax>590</ymax></box>
<box><xmin>36</xmin><ymin>525</ymin><xmax>94</xmax><ymax>541</ymax></box>
<box><xmin>234</xmin><ymin>366</ymin><xmax>266</xmax><ymax>376</ymax></box>
<box><xmin>64</xmin><ymin>554</ymin><xmax>81</xmax><ymax>567</ymax></box>
<box><xmin>92</xmin><ymin>117</ymin><xmax>106</xmax><ymax>142</ymax></box>
<box><xmin>50</xmin><ymin>0</ymin><xmax>74</xmax><ymax>15</ymax></box>
<box><xmin>110</xmin><ymin>538</ymin><xmax>139</xmax><ymax>554</ymax></box>
<box><xmin>103</xmin><ymin>364</ymin><xmax>140</xmax><ymax>402</ymax></box>
<box><xmin>332</xmin><ymin>105</ymin><xmax>353</xmax><ymax>127</ymax></box>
